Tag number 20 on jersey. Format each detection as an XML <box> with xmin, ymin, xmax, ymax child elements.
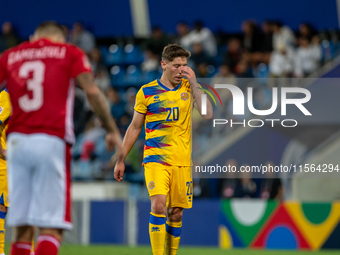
<box><xmin>166</xmin><ymin>107</ymin><xmax>179</xmax><ymax>121</ymax></box>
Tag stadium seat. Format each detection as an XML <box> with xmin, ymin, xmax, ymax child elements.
<box><xmin>71</xmin><ymin>160</ymin><xmax>79</xmax><ymax>179</ymax></box>
<box><xmin>123</xmin><ymin>65</ymin><xmax>142</xmax><ymax>86</ymax></box>
<box><xmin>110</xmin><ymin>65</ymin><xmax>125</xmax><ymax>86</ymax></box>
<box><xmin>95</xmin><ymin>138</ymin><xmax>113</xmax><ymax>163</ymax></box>
<box><xmin>100</xmin><ymin>46</ymin><xmax>109</xmax><ymax>59</ymax></box>
<box><xmin>207</xmin><ymin>65</ymin><xmax>217</xmax><ymax>78</ymax></box>
<box><xmin>102</xmin><ymin>44</ymin><xmax>124</xmax><ymax>66</ymax></box>
<box><xmin>140</xmin><ymin>70</ymin><xmax>160</xmax><ymax>84</ymax></box>
<box><xmin>214</xmin><ymin>44</ymin><xmax>227</xmax><ymax>66</ymax></box>
<box><xmin>77</xmin><ymin>160</ymin><xmax>92</xmax><ymax>179</ymax></box>
<box><xmin>124</xmin><ymin>44</ymin><xmax>144</xmax><ymax>65</ymax></box>
<box><xmin>253</xmin><ymin>63</ymin><xmax>269</xmax><ymax>83</ymax></box>
<box><xmin>214</xmin><ymin>55</ymin><xmax>224</xmax><ymax>67</ymax></box>
<box><xmin>321</xmin><ymin>40</ymin><xmax>335</xmax><ymax>63</ymax></box>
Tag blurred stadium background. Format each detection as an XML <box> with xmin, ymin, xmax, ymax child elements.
<box><xmin>1</xmin><ymin>0</ymin><xmax>340</xmax><ymax>253</ymax></box>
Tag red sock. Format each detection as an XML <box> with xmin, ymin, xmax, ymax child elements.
<box><xmin>35</xmin><ymin>235</ymin><xmax>60</xmax><ymax>255</ymax></box>
<box><xmin>11</xmin><ymin>242</ymin><xmax>32</xmax><ymax>255</ymax></box>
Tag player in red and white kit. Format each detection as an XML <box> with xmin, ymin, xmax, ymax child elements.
<box><xmin>0</xmin><ymin>21</ymin><xmax>122</xmax><ymax>255</ymax></box>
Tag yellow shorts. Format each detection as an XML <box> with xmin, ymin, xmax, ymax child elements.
<box><xmin>0</xmin><ymin>168</ymin><xmax>8</xmax><ymax>207</ymax></box>
<box><xmin>144</xmin><ymin>162</ymin><xmax>193</xmax><ymax>209</ymax></box>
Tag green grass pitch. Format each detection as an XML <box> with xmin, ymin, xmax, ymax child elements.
<box><xmin>5</xmin><ymin>244</ymin><xmax>340</xmax><ymax>254</ymax></box>
<box><xmin>22</xmin><ymin>245</ymin><xmax>340</xmax><ymax>255</ymax></box>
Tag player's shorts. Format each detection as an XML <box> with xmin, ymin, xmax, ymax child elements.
<box><xmin>144</xmin><ymin>162</ymin><xmax>192</xmax><ymax>209</ymax></box>
<box><xmin>0</xmin><ymin>168</ymin><xmax>9</xmax><ymax>207</ymax></box>
<box><xmin>7</xmin><ymin>133</ymin><xmax>72</xmax><ymax>230</ymax></box>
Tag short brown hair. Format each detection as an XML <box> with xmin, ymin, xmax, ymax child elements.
<box><xmin>162</xmin><ymin>44</ymin><xmax>191</xmax><ymax>62</ymax></box>
<box><xmin>34</xmin><ymin>21</ymin><xmax>66</xmax><ymax>38</ymax></box>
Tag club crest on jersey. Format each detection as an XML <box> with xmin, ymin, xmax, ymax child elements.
<box><xmin>153</xmin><ymin>95</ymin><xmax>160</xmax><ymax>102</ymax></box>
<box><xmin>148</xmin><ymin>181</ymin><xmax>155</xmax><ymax>190</ymax></box>
<box><xmin>181</xmin><ymin>92</ymin><xmax>189</xmax><ymax>101</ymax></box>
<box><xmin>0</xmin><ymin>107</ymin><xmax>3</xmax><ymax>114</ymax></box>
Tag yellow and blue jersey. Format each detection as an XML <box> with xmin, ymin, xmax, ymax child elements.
<box><xmin>134</xmin><ymin>78</ymin><xmax>193</xmax><ymax>166</ymax></box>
<box><xmin>0</xmin><ymin>89</ymin><xmax>11</xmax><ymax>168</ymax></box>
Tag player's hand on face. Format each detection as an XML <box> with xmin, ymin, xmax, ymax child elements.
<box><xmin>181</xmin><ymin>66</ymin><xmax>196</xmax><ymax>81</ymax></box>
<box><xmin>114</xmin><ymin>161</ymin><xmax>125</xmax><ymax>182</ymax></box>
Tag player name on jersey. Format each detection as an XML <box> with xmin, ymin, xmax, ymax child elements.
<box><xmin>8</xmin><ymin>46</ymin><xmax>66</xmax><ymax>65</ymax></box>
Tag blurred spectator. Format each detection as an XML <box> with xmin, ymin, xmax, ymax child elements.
<box><xmin>191</xmin><ymin>42</ymin><xmax>213</xmax><ymax>67</ymax></box>
<box><xmin>223</xmin><ymin>38</ymin><xmax>242</xmax><ymax>73</ymax></box>
<box><xmin>234</xmin><ymin>170</ymin><xmax>257</xmax><ymax>198</ymax></box>
<box><xmin>61</xmin><ymin>25</ymin><xmax>70</xmax><ymax>41</ymax></box>
<box><xmin>260</xmin><ymin>178</ymin><xmax>283</xmax><ymax>200</ymax></box>
<box><xmin>89</xmin><ymin>48</ymin><xmax>105</xmax><ymax>73</ymax></box>
<box><xmin>218</xmin><ymin>159</ymin><xmax>238</xmax><ymax>199</ymax></box>
<box><xmin>184</xmin><ymin>21</ymin><xmax>217</xmax><ymax>57</ymax></box>
<box><xmin>124</xmin><ymin>87</ymin><xmax>137</xmax><ymax>117</ymax></box>
<box><xmin>119</xmin><ymin>114</ymin><xmax>132</xmax><ymax>134</ymax></box>
<box><xmin>298</xmin><ymin>22</ymin><xmax>317</xmax><ymax>39</ymax></box>
<box><xmin>193</xmin><ymin>178</ymin><xmax>211</xmax><ymax>198</ymax></box>
<box><xmin>106</xmin><ymin>87</ymin><xmax>126</xmax><ymax>121</ymax></box>
<box><xmin>89</xmin><ymin>48</ymin><xmax>110</xmax><ymax>92</ymax></box>
<box><xmin>226</xmin><ymin>63</ymin><xmax>252</xmax><ymax>117</ymax></box>
<box><xmin>124</xmin><ymin>139</ymin><xmax>144</xmax><ymax>173</ymax></box>
<box><xmin>272</xmin><ymin>21</ymin><xmax>295</xmax><ymax>51</ymax></box>
<box><xmin>0</xmin><ymin>22</ymin><xmax>19</xmax><ymax>52</ymax></box>
<box><xmin>141</xmin><ymin>50</ymin><xmax>159</xmax><ymax>72</ymax></box>
<box><xmin>261</xmin><ymin>21</ymin><xmax>274</xmax><ymax>63</ymax></box>
<box><xmin>95</xmin><ymin>69</ymin><xmax>110</xmax><ymax>93</ymax></box>
<box><xmin>196</xmin><ymin>63</ymin><xmax>209</xmax><ymax>78</ymax></box>
<box><xmin>261</xmin><ymin>21</ymin><xmax>273</xmax><ymax>53</ymax></box>
<box><xmin>212</xmin><ymin>65</ymin><xmax>236</xmax><ymax>118</ymax></box>
<box><xmin>235</xmin><ymin>60</ymin><xmax>252</xmax><ymax>78</ymax></box>
<box><xmin>80</xmin><ymin>117</ymin><xmax>105</xmax><ymax>160</ymax></box>
<box><xmin>143</xmin><ymin>26</ymin><xmax>171</xmax><ymax>57</ymax></box>
<box><xmin>294</xmin><ymin>36</ymin><xmax>322</xmax><ymax>77</ymax></box>
<box><xmin>241</xmin><ymin>20</ymin><xmax>262</xmax><ymax>53</ymax></box>
<box><xmin>176</xmin><ymin>22</ymin><xmax>191</xmax><ymax>50</ymax></box>
<box><xmin>269</xmin><ymin>43</ymin><xmax>294</xmax><ymax>77</ymax></box>
<box><xmin>212</xmin><ymin>65</ymin><xmax>236</xmax><ymax>85</ymax></box>
<box><xmin>74</xmin><ymin>87</ymin><xmax>93</xmax><ymax>137</ymax></box>
<box><xmin>260</xmin><ymin>162</ymin><xmax>284</xmax><ymax>200</ymax></box>
<box><xmin>70</xmin><ymin>22</ymin><xmax>95</xmax><ymax>53</ymax></box>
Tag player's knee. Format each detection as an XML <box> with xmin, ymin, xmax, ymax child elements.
<box><xmin>40</xmin><ymin>228</ymin><xmax>63</xmax><ymax>242</ymax></box>
<box><xmin>151</xmin><ymin>199</ymin><xmax>166</xmax><ymax>215</ymax></box>
<box><xmin>14</xmin><ymin>226</ymin><xmax>34</xmax><ymax>242</ymax></box>
<box><xmin>168</xmin><ymin>207</ymin><xmax>183</xmax><ymax>222</ymax></box>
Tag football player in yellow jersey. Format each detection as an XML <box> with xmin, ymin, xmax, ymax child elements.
<box><xmin>114</xmin><ymin>44</ymin><xmax>212</xmax><ymax>255</ymax></box>
<box><xmin>0</xmin><ymin>89</ymin><xmax>11</xmax><ymax>255</ymax></box>
<box><xmin>0</xmin><ymin>89</ymin><xmax>35</xmax><ymax>255</ymax></box>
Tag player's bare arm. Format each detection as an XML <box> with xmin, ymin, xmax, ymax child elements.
<box><xmin>181</xmin><ymin>66</ymin><xmax>213</xmax><ymax>119</ymax></box>
<box><xmin>114</xmin><ymin>110</ymin><xmax>145</xmax><ymax>182</ymax></box>
<box><xmin>76</xmin><ymin>72</ymin><xmax>122</xmax><ymax>151</ymax></box>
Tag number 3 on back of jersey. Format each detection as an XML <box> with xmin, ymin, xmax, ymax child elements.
<box><xmin>18</xmin><ymin>60</ymin><xmax>45</xmax><ymax>112</ymax></box>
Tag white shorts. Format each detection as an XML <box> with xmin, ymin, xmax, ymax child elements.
<box><xmin>7</xmin><ymin>133</ymin><xmax>72</xmax><ymax>230</ymax></box>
